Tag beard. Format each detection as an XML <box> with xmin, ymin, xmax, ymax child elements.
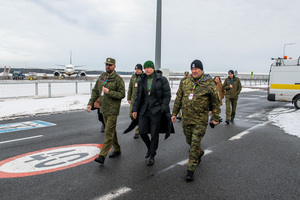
<box><xmin>106</xmin><ymin>68</ymin><xmax>114</xmax><ymax>74</ymax></box>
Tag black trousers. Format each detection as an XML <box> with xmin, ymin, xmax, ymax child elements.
<box><xmin>138</xmin><ymin>110</ymin><xmax>162</xmax><ymax>157</ymax></box>
<box><xmin>97</xmin><ymin>109</ymin><xmax>105</xmax><ymax>128</ymax></box>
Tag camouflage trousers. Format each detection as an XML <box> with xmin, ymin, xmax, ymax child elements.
<box><xmin>99</xmin><ymin>114</ymin><xmax>121</xmax><ymax>157</ymax></box>
<box><xmin>225</xmin><ymin>97</ymin><xmax>238</xmax><ymax>120</ymax></box>
<box><xmin>129</xmin><ymin>103</ymin><xmax>139</xmax><ymax>134</ymax></box>
<box><xmin>182</xmin><ymin>123</ymin><xmax>207</xmax><ymax>171</ymax></box>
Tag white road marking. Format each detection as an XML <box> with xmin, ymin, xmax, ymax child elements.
<box><xmin>204</xmin><ymin>149</ymin><xmax>213</xmax><ymax>155</ymax></box>
<box><xmin>159</xmin><ymin>149</ymin><xmax>213</xmax><ymax>173</ymax></box>
<box><xmin>229</xmin><ymin>131</ymin><xmax>250</xmax><ymax>141</ymax></box>
<box><xmin>0</xmin><ymin>135</ymin><xmax>43</xmax><ymax>144</ymax></box>
<box><xmin>0</xmin><ymin>120</ymin><xmax>56</xmax><ymax>134</ymax></box>
<box><xmin>177</xmin><ymin>159</ymin><xmax>188</xmax><ymax>166</ymax></box>
<box><xmin>94</xmin><ymin>187</ymin><xmax>132</xmax><ymax>200</ymax></box>
<box><xmin>229</xmin><ymin>121</ymin><xmax>269</xmax><ymax>141</ymax></box>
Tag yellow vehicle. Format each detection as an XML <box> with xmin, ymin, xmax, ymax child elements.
<box><xmin>28</xmin><ymin>72</ymin><xmax>37</xmax><ymax>80</ymax></box>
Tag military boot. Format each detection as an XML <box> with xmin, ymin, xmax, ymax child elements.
<box><xmin>94</xmin><ymin>155</ymin><xmax>105</xmax><ymax>164</ymax></box>
<box><xmin>186</xmin><ymin>170</ymin><xmax>194</xmax><ymax>181</ymax></box>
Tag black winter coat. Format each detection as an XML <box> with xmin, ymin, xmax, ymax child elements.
<box><xmin>132</xmin><ymin>71</ymin><xmax>171</xmax><ymax>115</ymax></box>
<box><xmin>132</xmin><ymin>71</ymin><xmax>174</xmax><ymax>139</ymax></box>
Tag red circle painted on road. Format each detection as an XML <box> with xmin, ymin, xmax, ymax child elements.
<box><xmin>0</xmin><ymin>144</ymin><xmax>102</xmax><ymax>178</ymax></box>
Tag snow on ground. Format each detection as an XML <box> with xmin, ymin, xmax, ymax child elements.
<box><xmin>268</xmin><ymin>106</ymin><xmax>300</xmax><ymax>138</ymax></box>
<box><xmin>0</xmin><ymin>83</ymin><xmax>299</xmax><ymax>138</ymax></box>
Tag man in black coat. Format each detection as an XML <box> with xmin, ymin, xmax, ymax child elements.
<box><xmin>132</xmin><ymin>60</ymin><xmax>171</xmax><ymax>166</ymax></box>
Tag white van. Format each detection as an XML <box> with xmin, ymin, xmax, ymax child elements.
<box><xmin>267</xmin><ymin>57</ymin><xmax>300</xmax><ymax>109</ymax></box>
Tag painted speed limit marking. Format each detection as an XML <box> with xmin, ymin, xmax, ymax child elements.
<box><xmin>0</xmin><ymin>144</ymin><xmax>102</xmax><ymax>178</ymax></box>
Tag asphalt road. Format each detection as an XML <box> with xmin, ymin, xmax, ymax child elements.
<box><xmin>0</xmin><ymin>90</ymin><xmax>299</xmax><ymax>200</ymax></box>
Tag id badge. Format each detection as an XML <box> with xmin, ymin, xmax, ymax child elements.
<box><xmin>189</xmin><ymin>93</ymin><xmax>194</xmax><ymax>100</ymax></box>
<box><xmin>135</xmin><ymin>83</ymin><xmax>138</xmax><ymax>87</ymax></box>
<box><xmin>101</xmin><ymin>91</ymin><xmax>104</xmax><ymax>96</ymax></box>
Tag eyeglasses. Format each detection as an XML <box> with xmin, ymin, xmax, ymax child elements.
<box><xmin>106</xmin><ymin>64</ymin><xmax>113</xmax><ymax>67</ymax></box>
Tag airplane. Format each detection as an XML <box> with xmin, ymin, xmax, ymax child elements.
<box><xmin>53</xmin><ymin>51</ymin><xmax>86</xmax><ymax>78</ymax></box>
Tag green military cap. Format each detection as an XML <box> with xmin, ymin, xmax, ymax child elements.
<box><xmin>143</xmin><ymin>60</ymin><xmax>155</xmax><ymax>69</ymax></box>
<box><xmin>184</xmin><ymin>71</ymin><xmax>189</xmax><ymax>76</ymax></box>
<box><xmin>105</xmin><ymin>58</ymin><xmax>116</xmax><ymax>65</ymax></box>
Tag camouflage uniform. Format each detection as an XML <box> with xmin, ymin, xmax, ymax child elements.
<box><xmin>172</xmin><ymin>74</ymin><xmax>220</xmax><ymax>171</ymax></box>
<box><xmin>127</xmin><ymin>72</ymin><xmax>143</xmax><ymax>134</ymax></box>
<box><xmin>223</xmin><ymin>75</ymin><xmax>242</xmax><ymax>121</ymax></box>
<box><xmin>88</xmin><ymin>71</ymin><xmax>125</xmax><ymax>157</ymax></box>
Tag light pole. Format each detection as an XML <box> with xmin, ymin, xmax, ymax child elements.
<box><xmin>155</xmin><ymin>0</ymin><xmax>162</xmax><ymax>70</ymax></box>
<box><xmin>283</xmin><ymin>43</ymin><xmax>295</xmax><ymax>58</ymax></box>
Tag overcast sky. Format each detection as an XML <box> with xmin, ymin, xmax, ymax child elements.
<box><xmin>1</xmin><ymin>0</ymin><xmax>299</xmax><ymax>73</ymax></box>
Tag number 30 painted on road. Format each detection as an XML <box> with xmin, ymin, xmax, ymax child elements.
<box><xmin>0</xmin><ymin>144</ymin><xmax>102</xmax><ymax>178</ymax></box>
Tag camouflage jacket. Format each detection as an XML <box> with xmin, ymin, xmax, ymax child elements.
<box><xmin>223</xmin><ymin>76</ymin><xmax>242</xmax><ymax>99</ymax></box>
<box><xmin>127</xmin><ymin>72</ymin><xmax>143</xmax><ymax>103</ymax></box>
<box><xmin>88</xmin><ymin>71</ymin><xmax>125</xmax><ymax>116</ymax></box>
<box><xmin>172</xmin><ymin>74</ymin><xmax>220</xmax><ymax>125</ymax></box>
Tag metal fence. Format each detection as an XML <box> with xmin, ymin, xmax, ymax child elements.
<box><xmin>168</xmin><ymin>77</ymin><xmax>268</xmax><ymax>88</ymax></box>
<box><xmin>0</xmin><ymin>76</ymin><xmax>268</xmax><ymax>99</ymax></box>
<box><xmin>0</xmin><ymin>80</ymin><xmax>96</xmax><ymax>99</ymax></box>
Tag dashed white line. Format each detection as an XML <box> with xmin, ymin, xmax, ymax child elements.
<box><xmin>229</xmin><ymin>121</ymin><xmax>269</xmax><ymax>141</ymax></box>
<box><xmin>177</xmin><ymin>159</ymin><xmax>188</xmax><ymax>166</ymax></box>
<box><xmin>229</xmin><ymin>131</ymin><xmax>250</xmax><ymax>141</ymax></box>
<box><xmin>94</xmin><ymin>187</ymin><xmax>132</xmax><ymax>200</ymax></box>
<box><xmin>0</xmin><ymin>135</ymin><xmax>43</xmax><ymax>144</ymax></box>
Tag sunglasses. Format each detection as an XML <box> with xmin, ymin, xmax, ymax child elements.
<box><xmin>106</xmin><ymin>64</ymin><xmax>113</xmax><ymax>67</ymax></box>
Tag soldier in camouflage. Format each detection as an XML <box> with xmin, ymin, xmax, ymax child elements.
<box><xmin>171</xmin><ymin>59</ymin><xmax>220</xmax><ymax>181</ymax></box>
<box><xmin>86</xmin><ymin>58</ymin><xmax>125</xmax><ymax>165</ymax></box>
<box><xmin>127</xmin><ymin>64</ymin><xmax>143</xmax><ymax>138</ymax></box>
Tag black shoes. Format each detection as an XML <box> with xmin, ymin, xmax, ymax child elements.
<box><xmin>145</xmin><ymin>151</ymin><xmax>150</xmax><ymax>158</ymax></box>
<box><xmin>94</xmin><ymin>155</ymin><xmax>105</xmax><ymax>164</ymax></box>
<box><xmin>101</xmin><ymin>124</ymin><xmax>105</xmax><ymax>133</ymax></box>
<box><xmin>197</xmin><ymin>151</ymin><xmax>204</xmax><ymax>165</ymax></box>
<box><xmin>134</xmin><ymin>133</ymin><xmax>139</xmax><ymax>139</ymax></box>
<box><xmin>147</xmin><ymin>156</ymin><xmax>154</xmax><ymax>166</ymax></box>
<box><xmin>108</xmin><ymin>151</ymin><xmax>121</xmax><ymax>158</ymax></box>
<box><xmin>225</xmin><ymin>119</ymin><xmax>234</xmax><ymax>124</ymax></box>
<box><xmin>209</xmin><ymin>122</ymin><xmax>215</xmax><ymax>128</ymax></box>
<box><xmin>186</xmin><ymin>170</ymin><xmax>194</xmax><ymax>182</ymax></box>
<box><xmin>219</xmin><ymin>116</ymin><xmax>223</xmax><ymax>123</ymax></box>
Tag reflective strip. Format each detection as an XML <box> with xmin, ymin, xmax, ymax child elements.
<box><xmin>270</xmin><ymin>84</ymin><xmax>300</xmax><ymax>90</ymax></box>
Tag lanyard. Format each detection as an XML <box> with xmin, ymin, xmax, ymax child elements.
<box><xmin>104</xmin><ymin>74</ymin><xmax>113</xmax><ymax>86</ymax></box>
<box><xmin>192</xmin><ymin>76</ymin><xmax>203</xmax><ymax>92</ymax></box>
<box><xmin>148</xmin><ymin>83</ymin><xmax>152</xmax><ymax>92</ymax></box>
